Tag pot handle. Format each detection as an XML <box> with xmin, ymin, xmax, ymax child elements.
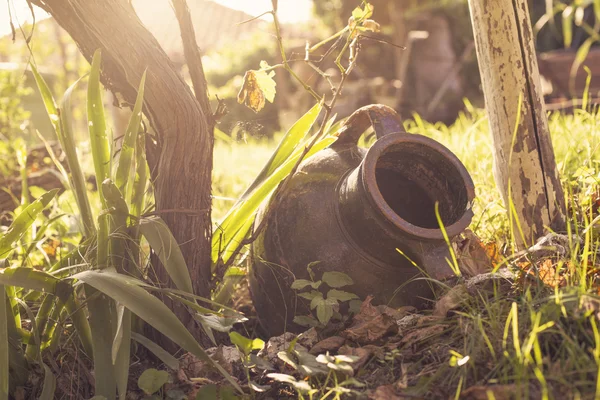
<box><xmin>333</xmin><ymin>104</ymin><xmax>406</xmax><ymax>147</ymax></box>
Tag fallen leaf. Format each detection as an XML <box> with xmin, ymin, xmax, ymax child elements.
<box><xmin>342</xmin><ymin>296</ymin><xmax>398</xmax><ymax>344</ymax></box>
<box><xmin>338</xmin><ymin>345</ymin><xmax>382</xmax><ymax>370</ymax></box>
<box><xmin>257</xmin><ymin>332</ymin><xmax>306</xmax><ymax>370</ymax></box>
<box><xmin>460</xmin><ymin>384</ymin><xmax>520</xmax><ymax>399</ymax></box>
<box><xmin>309</xmin><ymin>336</ymin><xmax>346</xmax><ymax>355</ymax></box>
<box><xmin>455</xmin><ymin>230</ymin><xmax>495</xmax><ymax>276</ymax></box>
<box><xmin>179</xmin><ymin>345</ymin><xmax>241</xmax><ymax>380</ymax></box>
<box><xmin>400</xmin><ymin>325</ymin><xmax>446</xmax><ymax>346</ymax></box>
<box><xmin>297</xmin><ymin>327</ymin><xmax>319</xmax><ymax>350</ymax></box>
<box><xmin>433</xmin><ymin>284</ymin><xmax>468</xmax><ymax>317</ymax></box>
<box><xmin>369</xmin><ymin>383</ymin><xmax>404</xmax><ymax>400</ymax></box>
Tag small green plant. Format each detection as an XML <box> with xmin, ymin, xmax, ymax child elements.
<box><xmin>268</xmin><ymin>338</ymin><xmax>364</xmax><ymax>400</ymax></box>
<box><xmin>292</xmin><ymin>264</ymin><xmax>360</xmax><ymax>328</ymax></box>
<box><xmin>229</xmin><ymin>331</ymin><xmax>267</xmax><ymax>397</ymax></box>
<box><xmin>0</xmin><ymin>70</ymin><xmax>32</xmax><ymax>140</ymax></box>
<box><xmin>137</xmin><ymin>368</ymin><xmax>169</xmax><ymax>399</ymax></box>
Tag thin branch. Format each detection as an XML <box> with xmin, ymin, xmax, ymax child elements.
<box><xmin>171</xmin><ymin>0</ymin><xmax>212</xmax><ymax>117</ymax></box>
<box><xmin>219</xmin><ymin>37</ymin><xmax>362</xmax><ymax>273</ymax></box>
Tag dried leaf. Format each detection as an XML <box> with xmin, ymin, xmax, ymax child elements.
<box><xmin>460</xmin><ymin>384</ymin><xmax>520</xmax><ymax>400</ymax></box>
<box><xmin>433</xmin><ymin>284</ymin><xmax>468</xmax><ymax>317</ymax></box>
<box><xmin>399</xmin><ymin>325</ymin><xmax>445</xmax><ymax>346</ymax></box>
<box><xmin>455</xmin><ymin>230</ymin><xmax>495</xmax><ymax>276</ymax></box>
<box><xmin>309</xmin><ymin>336</ymin><xmax>346</xmax><ymax>355</ymax></box>
<box><xmin>342</xmin><ymin>296</ymin><xmax>398</xmax><ymax>344</ymax></box>
<box><xmin>369</xmin><ymin>383</ymin><xmax>404</xmax><ymax>400</ymax></box>
<box><xmin>237</xmin><ymin>63</ymin><xmax>276</xmax><ymax>113</ymax></box>
<box><xmin>338</xmin><ymin>345</ymin><xmax>381</xmax><ymax>370</ymax></box>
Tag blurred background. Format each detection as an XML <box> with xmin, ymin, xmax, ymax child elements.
<box><xmin>1</xmin><ymin>0</ymin><xmax>599</xmax><ymax>142</ymax></box>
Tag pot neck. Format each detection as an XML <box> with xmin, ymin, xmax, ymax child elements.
<box><xmin>336</xmin><ymin>133</ymin><xmax>475</xmax><ymax>276</ymax></box>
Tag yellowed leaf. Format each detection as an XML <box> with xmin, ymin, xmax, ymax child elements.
<box><xmin>237</xmin><ymin>63</ymin><xmax>276</xmax><ymax>113</ymax></box>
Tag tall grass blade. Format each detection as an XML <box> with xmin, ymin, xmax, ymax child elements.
<box><xmin>139</xmin><ymin>216</ymin><xmax>193</xmax><ymax>293</ymax></box>
<box><xmin>72</xmin><ymin>269</ymin><xmax>242</xmax><ymax>393</ymax></box>
<box><xmin>569</xmin><ymin>37</ymin><xmax>596</xmax><ymax>95</ymax></box>
<box><xmin>14</xmin><ymin>139</ymin><xmax>29</xmax><ymax>208</ymax></box>
<box><xmin>115</xmin><ymin>70</ymin><xmax>146</xmax><ymax>196</ymax></box>
<box><xmin>0</xmin><ymin>189</ymin><xmax>59</xmax><ymax>257</ymax></box>
<box><xmin>87</xmin><ymin>49</ymin><xmax>112</xmax><ymax>193</ymax></box>
<box><xmin>0</xmin><ymin>284</ymin><xmax>8</xmax><ymax>400</ymax></box>
<box><xmin>562</xmin><ymin>6</ymin><xmax>574</xmax><ymax>48</ymax></box>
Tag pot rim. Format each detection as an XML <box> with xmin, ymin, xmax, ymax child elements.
<box><xmin>361</xmin><ymin>132</ymin><xmax>476</xmax><ymax>241</ymax></box>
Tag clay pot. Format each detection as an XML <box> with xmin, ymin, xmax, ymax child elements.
<box><xmin>249</xmin><ymin>105</ymin><xmax>475</xmax><ymax>336</ymax></box>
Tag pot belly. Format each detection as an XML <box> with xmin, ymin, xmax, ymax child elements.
<box><xmin>249</xmin><ymin>181</ymin><xmax>433</xmax><ymax>337</ymax></box>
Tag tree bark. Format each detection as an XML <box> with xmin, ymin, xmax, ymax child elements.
<box><xmin>468</xmin><ymin>0</ymin><xmax>566</xmax><ymax>248</ymax></box>
<box><xmin>31</xmin><ymin>0</ymin><xmax>213</xmax><ymax>343</ymax></box>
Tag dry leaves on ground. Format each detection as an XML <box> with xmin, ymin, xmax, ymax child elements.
<box><xmin>342</xmin><ymin>296</ymin><xmax>399</xmax><ymax>344</ymax></box>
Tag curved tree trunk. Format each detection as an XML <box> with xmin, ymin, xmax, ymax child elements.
<box><xmin>31</xmin><ymin>0</ymin><xmax>213</xmax><ymax>343</ymax></box>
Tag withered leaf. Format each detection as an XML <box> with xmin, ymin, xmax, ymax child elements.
<box><xmin>237</xmin><ymin>61</ymin><xmax>276</xmax><ymax>113</ymax></box>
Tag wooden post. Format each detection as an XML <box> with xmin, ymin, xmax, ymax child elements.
<box><xmin>468</xmin><ymin>0</ymin><xmax>566</xmax><ymax>248</ymax></box>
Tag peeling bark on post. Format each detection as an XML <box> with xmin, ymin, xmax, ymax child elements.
<box><xmin>31</xmin><ymin>0</ymin><xmax>213</xmax><ymax>344</ymax></box>
<box><xmin>468</xmin><ymin>0</ymin><xmax>566</xmax><ymax>248</ymax></box>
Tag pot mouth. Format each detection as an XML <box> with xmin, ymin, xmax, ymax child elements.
<box><xmin>361</xmin><ymin>133</ymin><xmax>475</xmax><ymax>241</ymax></box>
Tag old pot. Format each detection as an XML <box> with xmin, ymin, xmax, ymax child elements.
<box><xmin>249</xmin><ymin>104</ymin><xmax>475</xmax><ymax>336</ymax></box>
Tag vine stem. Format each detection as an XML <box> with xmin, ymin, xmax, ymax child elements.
<box><xmin>220</xmin><ymin>33</ymin><xmax>361</xmax><ymax>271</ymax></box>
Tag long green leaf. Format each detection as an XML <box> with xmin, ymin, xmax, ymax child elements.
<box><xmin>0</xmin><ymin>189</ymin><xmax>59</xmax><ymax>257</ymax></box>
<box><xmin>72</xmin><ymin>269</ymin><xmax>242</xmax><ymax>393</ymax></box>
<box><xmin>261</xmin><ymin>102</ymin><xmax>323</xmax><ymax>178</ymax></box>
<box><xmin>113</xmin><ymin>305</ymin><xmax>131</xmax><ymax>400</ymax></box>
<box><xmin>115</xmin><ymin>70</ymin><xmax>146</xmax><ymax>197</ymax></box>
<box><xmin>39</xmin><ymin>363</ymin><xmax>56</xmax><ymax>400</ymax></box>
<box><xmin>102</xmin><ymin>180</ymin><xmax>129</xmax><ymax>270</ymax></box>
<box><xmin>131</xmin><ymin>332</ymin><xmax>179</xmax><ymax>370</ymax></box>
<box><xmin>0</xmin><ymin>266</ymin><xmax>61</xmax><ymax>293</ymax></box>
<box><xmin>0</xmin><ymin>285</ymin><xmax>8</xmax><ymax>400</ymax></box>
<box><xmin>138</xmin><ymin>216</ymin><xmax>193</xmax><ymax>294</ymax></box>
<box><xmin>31</xmin><ymin>62</ymin><xmax>97</xmax><ymax>238</ymax></box>
<box><xmin>85</xmin><ymin>284</ymin><xmax>117</xmax><ymax>400</ymax></box>
<box><xmin>64</xmin><ymin>295</ymin><xmax>93</xmax><ymax>357</ymax></box>
<box><xmin>25</xmin><ymin>293</ymin><xmax>54</xmax><ymax>360</ymax></box>
<box><xmin>88</xmin><ymin>49</ymin><xmax>112</xmax><ymax>194</ymax></box>
<box><xmin>241</xmin><ymin>102</ymin><xmax>322</xmax><ymax>200</ymax></box>
<box><xmin>60</xmin><ymin>73</ymin><xmax>96</xmax><ymax>237</ymax></box>
<box><xmin>131</xmin><ymin>134</ymin><xmax>148</xmax><ymax>220</ymax></box>
<box><xmin>212</xmin><ymin>135</ymin><xmax>337</xmax><ymax>266</ymax></box>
